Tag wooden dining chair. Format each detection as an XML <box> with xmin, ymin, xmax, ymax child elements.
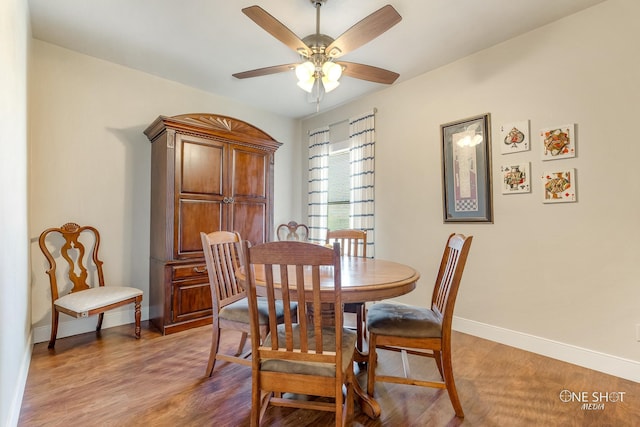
<box><xmin>38</xmin><ymin>222</ymin><xmax>143</xmax><ymax>349</ymax></box>
<box><xmin>200</xmin><ymin>231</ymin><xmax>297</xmax><ymax>377</ymax></box>
<box><xmin>242</xmin><ymin>240</ymin><xmax>356</xmax><ymax>427</ymax></box>
<box><xmin>276</xmin><ymin>221</ymin><xmax>309</xmax><ymax>241</ymax></box>
<box><xmin>326</xmin><ymin>229</ymin><xmax>368</xmax><ymax>351</ymax></box>
<box><xmin>366</xmin><ymin>233</ymin><xmax>473</xmax><ymax>418</ymax></box>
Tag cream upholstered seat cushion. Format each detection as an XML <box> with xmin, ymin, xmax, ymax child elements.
<box><xmin>55</xmin><ymin>286</ymin><xmax>142</xmax><ymax>317</ymax></box>
<box><xmin>367</xmin><ymin>302</ymin><xmax>442</xmax><ymax>339</ymax></box>
<box><xmin>219</xmin><ymin>297</ymin><xmax>296</xmax><ymax>325</ymax></box>
<box><xmin>260</xmin><ymin>324</ymin><xmax>356</xmax><ymax>377</ymax></box>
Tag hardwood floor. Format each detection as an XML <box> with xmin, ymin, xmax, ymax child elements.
<box><xmin>19</xmin><ymin>321</ymin><xmax>639</xmax><ymax>426</ymax></box>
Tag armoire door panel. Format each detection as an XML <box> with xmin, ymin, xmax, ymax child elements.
<box><xmin>178</xmin><ymin>199</ymin><xmax>223</xmax><ymax>257</ymax></box>
<box><xmin>180</xmin><ymin>137</ymin><xmax>224</xmax><ymax>195</ymax></box>
<box><xmin>230</xmin><ymin>148</ymin><xmax>267</xmax><ymax>198</ymax></box>
<box><xmin>172</xmin><ymin>280</ymin><xmax>213</xmax><ymax>322</ymax></box>
<box><xmin>230</xmin><ymin>202</ymin><xmax>267</xmax><ymax>244</ymax></box>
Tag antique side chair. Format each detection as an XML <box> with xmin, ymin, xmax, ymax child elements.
<box><xmin>38</xmin><ymin>222</ymin><xmax>143</xmax><ymax>349</ymax></box>
<box><xmin>276</xmin><ymin>221</ymin><xmax>309</xmax><ymax>241</ymax></box>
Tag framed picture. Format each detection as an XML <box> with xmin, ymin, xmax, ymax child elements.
<box><xmin>540</xmin><ymin>123</ymin><xmax>576</xmax><ymax>160</ymax></box>
<box><xmin>500</xmin><ymin>120</ymin><xmax>530</xmax><ymax>154</ymax></box>
<box><xmin>500</xmin><ymin>162</ymin><xmax>531</xmax><ymax>194</ymax></box>
<box><xmin>440</xmin><ymin>113</ymin><xmax>493</xmax><ymax>223</ymax></box>
<box><xmin>541</xmin><ymin>169</ymin><xmax>576</xmax><ymax>203</ymax></box>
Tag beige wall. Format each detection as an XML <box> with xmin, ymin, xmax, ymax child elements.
<box><xmin>1</xmin><ymin>0</ymin><xmax>30</xmax><ymax>425</ymax></box>
<box><xmin>28</xmin><ymin>40</ymin><xmax>300</xmax><ymax>341</ymax></box>
<box><xmin>301</xmin><ymin>0</ymin><xmax>640</xmax><ymax>378</ymax></box>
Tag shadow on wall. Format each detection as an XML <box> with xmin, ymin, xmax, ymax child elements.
<box><xmin>105</xmin><ymin>125</ymin><xmax>151</xmax><ymax>288</ymax></box>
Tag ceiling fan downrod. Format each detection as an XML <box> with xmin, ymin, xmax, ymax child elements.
<box><xmin>312</xmin><ymin>0</ymin><xmax>326</xmax><ymax>35</ymax></box>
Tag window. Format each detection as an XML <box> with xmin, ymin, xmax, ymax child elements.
<box><xmin>328</xmin><ymin>143</ymin><xmax>350</xmax><ymax>231</ymax></box>
<box><xmin>307</xmin><ymin>111</ymin><xmax>374</xmax><ymax>254</ymax></box>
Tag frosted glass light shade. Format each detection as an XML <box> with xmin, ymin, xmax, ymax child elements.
<box><xmin>297</xmin><ymin>77</ymin><xmax>315</xmax><ymax>93</ymax></box>
<box><xmin>295</xmin><ymin>61</ymin><xmax>315</xmax><ymax>82</ymax></box>
<box><xmin>321</xmin><ymin>76</ymin><xmax>340</xmax><ymax>92</ymax></box>
<box><xmin>322</xmin><ymin>61</ymin><xmax>342</xmax><ymax>82</ymax></box>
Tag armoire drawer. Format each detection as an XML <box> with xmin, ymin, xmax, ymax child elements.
<box><xmin>172</xmin><ymin>263</ymin><xmax>208</xmax><ymax>280</ymax></box>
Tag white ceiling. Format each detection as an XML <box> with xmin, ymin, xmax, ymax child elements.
<box><xmin>28</xmin><ymin>0</ymin><xmax>605</xmax><ymax>119</ymax></box>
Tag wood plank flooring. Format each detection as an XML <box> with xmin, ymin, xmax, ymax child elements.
<box><xmin>19</xmin><ymin>321</ymin><xmax>640</xmax><ymax>426</ymax></box>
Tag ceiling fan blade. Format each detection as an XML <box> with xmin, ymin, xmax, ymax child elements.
<box><xmin>326</xmin><ymin>5</ymin><xmax>402</xmax><ymax>58</ymax></box>
<box><xmin>242</xmin><ymin>6</ymin><xmax>312</xmax><ymax>57</ymax></box>
<box><xmin>337</xmin><ymin>61</ymin><xmax>400</xmax><ymax>84</ymax></box>
<box><xmin>232</xmin><ymin>63</ymin><xmax>297</xmax><ymax>79</ymax></box>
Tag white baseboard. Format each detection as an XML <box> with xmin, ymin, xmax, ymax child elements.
<box><xmin>32</xmin><ymin>308</ymin><xmax>148</xmax><ymax>344</ymax></box>
<box><xmin>454</xmin><ymin>316</ymin><xmax>640</xmax><ymax>383</ymax></box>
<box><xmin>7</xmin><ymin>332</ymin><xmax>32</xmax><ymax>427</ymax></box>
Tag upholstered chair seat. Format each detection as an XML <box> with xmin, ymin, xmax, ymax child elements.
<box><xmin>261</xmin><ymin>325</ymin><xmax>356</xmax><ymax>377</ymax></box>
<box><xmin>55</xmin><ymin>287</ymin><xmax>143</xmax><ymax>317</ymax></box>
<box><xmin>219</xmin><ymin>297</ymin><xmax>292</xmax><ymax>325</ymax></box>
<box><xmin>366</xmin><ymin>303</ymin><xmax>442</xmax><ymax>339</ymax></box>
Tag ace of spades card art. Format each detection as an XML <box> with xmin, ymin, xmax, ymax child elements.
<box><xmin>499</xmin><ymin>120</ymin><xmax>530</xmax><ymax>154</ymax></box>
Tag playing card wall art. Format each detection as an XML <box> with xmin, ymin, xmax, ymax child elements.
<box><xmin>500</xmin><ymin>120</ymin><xmax>530</xmax><ymax>154</ymax></box>
<box><xmin>541</xmin><ymin>169</ymin><xmax>576</xmax><ymax>203</ymax></box>
<box><xmin>540</xmin><ymin>124</ymin><xmax>576</xmax><ymax>160</ymax></box>
<box><xmin>500</xmin><ymin>162</ymin><xmax>531</xmax><ymax>194</ymax></box>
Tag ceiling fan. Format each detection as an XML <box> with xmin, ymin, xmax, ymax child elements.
<box><xmin>233</xmin><ymin>1</ymin><xmax>402</xmax><ymax>105</ymax></box>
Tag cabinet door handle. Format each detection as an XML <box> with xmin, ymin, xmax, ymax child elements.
<box><xmin>193</xmin><ymin>266</ymin><xmax>207</xmax><ymax>273</ymax></box>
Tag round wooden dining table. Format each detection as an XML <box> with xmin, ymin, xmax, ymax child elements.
<box><xmin>236</xmin><ymin>256</ymin><xmax>420</xmax><ymax>419</ymax></box>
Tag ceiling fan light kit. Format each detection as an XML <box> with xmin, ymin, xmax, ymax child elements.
<box><xmin>233</xmin><ymin>0</ymin><xmax>402</xmax><ymax>110</ymax></box>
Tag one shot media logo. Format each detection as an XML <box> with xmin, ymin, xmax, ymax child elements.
<box><xmin>559</xmin><ymin>389</ymin><xmax>626</xmax><ymax>411</ymax></box>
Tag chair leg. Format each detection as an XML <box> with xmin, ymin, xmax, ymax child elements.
<box><xmin>355</xmin><ymin>303</ymin><xmax>364</xmax><ymax>352</ymax></box>
<box><xmin>206</xmin><ymin>323</ymin><xmax>222</xmax><ymax>377</ymax></box>
<box><xmin>343</xmin><ymin>365</ymin><xmax>354</xmax><ymax>427</ymax></box>
<box><xmin>252</xmin><ymin>388</ymin><xmax>270</xmax><ymax>427</ymax></box>
<box><xmin>48</xmin><ymin>309</ymin><xmax>60</xmax><ymax>349</ymax></box>
<box><xmin>134</xmin><ymin>298</ymin><xmax>141</xmax><ymax>339</ymax></box>
<box><xmin>434</xmin><ymin>349</ymin><xmax>444</xmax><ymax>380</ymax></box>
<box><xmin>236</xmin><ymin>332</ymin><xmax>248</xmax><ymax>356</ymax></box>
<box><xmin>96</xmin><ymin>313</ymin><xmax>104</xmax><ymax>332</ymax></box>
<box><xmin>442</xmin><ymin>347</ymin><xmax>464</xmax><ymax>418</ymax></box>
<box><xmin>366</xmin><ymin>333</ymin><xmax>377</xmax><ymax>396</ymax></box>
